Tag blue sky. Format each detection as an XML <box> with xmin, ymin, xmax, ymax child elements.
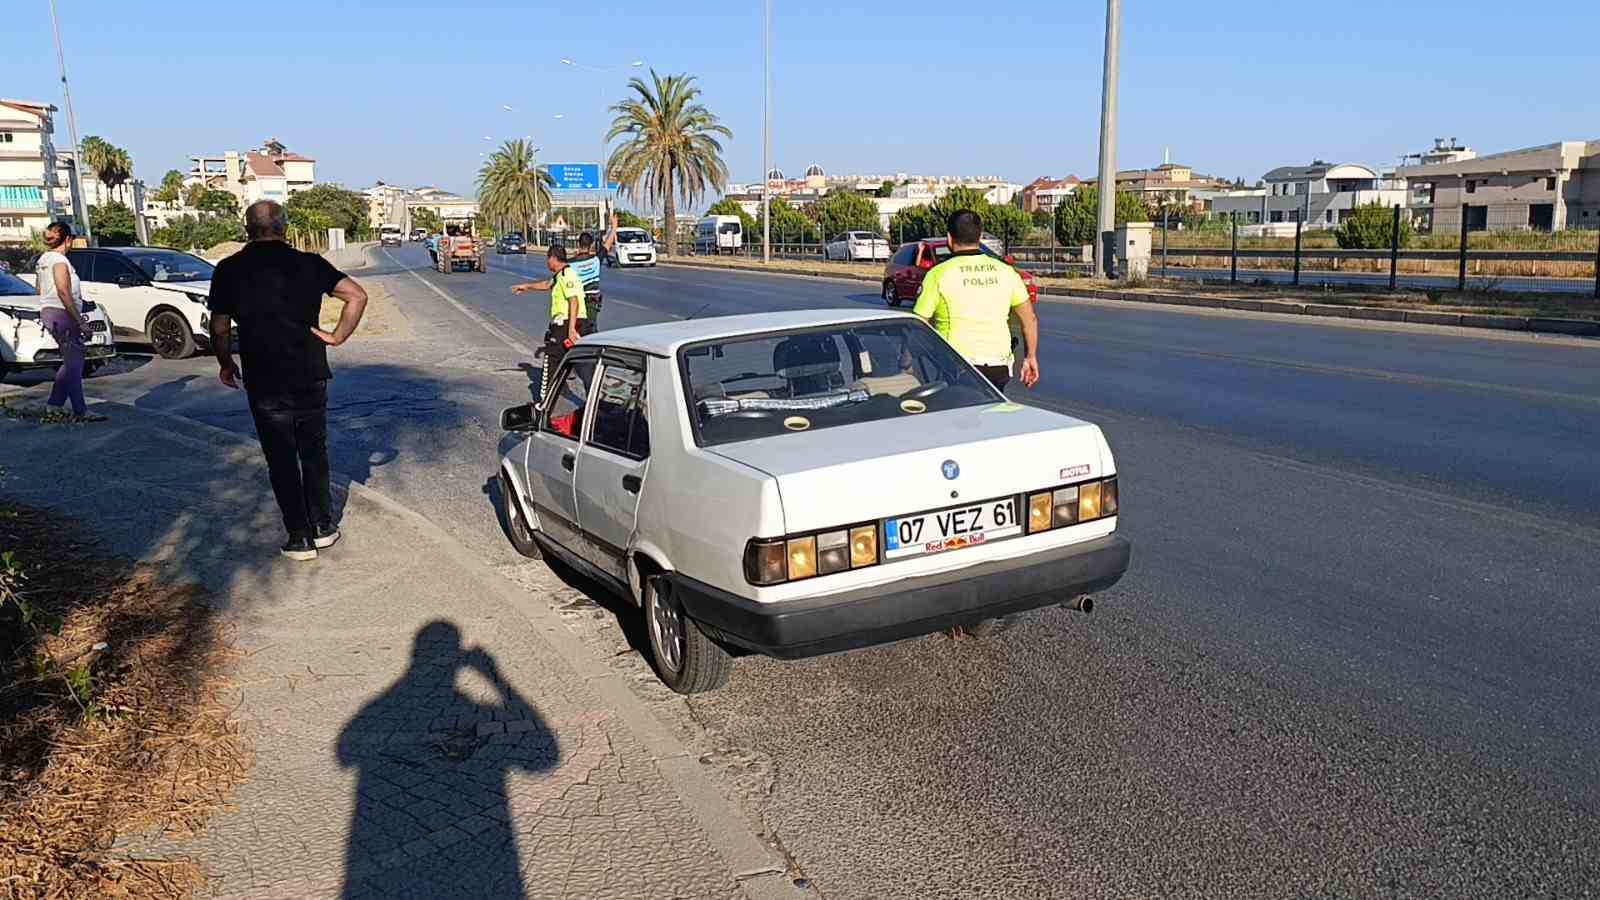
<box><xmin>11</xmin><ymin>0</ymin><xmax>1600</xmax><ymax>207</ymax></box>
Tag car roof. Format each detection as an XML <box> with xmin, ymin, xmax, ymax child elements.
<box><xmin>586</xmin><ymin>309</ymin><xmax>920</xmax><ymax>357</ymax></box>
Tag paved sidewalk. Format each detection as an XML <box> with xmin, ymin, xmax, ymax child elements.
<box><xmin>0</xmin><ymin>402</ymin><xmax>795</xmax><ymax>899</ymax></box>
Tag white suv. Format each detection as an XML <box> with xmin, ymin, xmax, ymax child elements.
<box><xmin>0</xmin><ymin>267</ymin><xmax>116</xmax><ymax>380</ymax></box>
<box><xmin>68</xmin><ymin>247</ymin><xmax>217</xmax><ymax>359</ymax></box>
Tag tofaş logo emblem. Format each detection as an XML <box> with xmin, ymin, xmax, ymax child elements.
<box><xmin>1060</xmin><ymin>464</ymin><xmax>1092</xmax><ymax>480</ymax></box>
<box><xmin>942</xmin><ymin>460</ymin><xmax>960</xmax><ymax>481</ymax></box>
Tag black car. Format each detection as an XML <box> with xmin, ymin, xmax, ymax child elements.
<box><xmin>497</xmin><ymin>233</ymin><xmax>527</xmax><ymax>254</ymax></box>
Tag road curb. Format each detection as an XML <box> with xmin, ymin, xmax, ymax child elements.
<box><xmin>59</xmin><ymin>394</ymin><xmax>805</xmax><ymax>899</ymax></box>
<box><xmin>1063</xmin><ymin>286</ymin><xmax>1597</xmax><ymax>338</ymax></box>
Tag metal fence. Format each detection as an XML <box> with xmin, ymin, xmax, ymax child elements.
<box><xmin>1151</xmin><ymin>212</ymin><xmax>1600</xmax><ymax>297</ymax></box>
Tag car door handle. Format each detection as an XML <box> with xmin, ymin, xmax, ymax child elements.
<box><xmin>561</xmin><ymin>453</ymin><xmax>575</xmax><ymax>472</ymax></box>
<box><xmin>622</xmin><ymin>474</ymin><xmax>641</xmax><ymax>494</ymax></box>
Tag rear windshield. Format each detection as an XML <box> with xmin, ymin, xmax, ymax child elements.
<box><xmin>719</xmin><ymin>222</ymin><xmax>741</xmax><ymax>234</ymax></box>
<box><xmin>680</xmin><ymin>320</ymin><xmax>1002</xmax><ymax>446</ymax></box>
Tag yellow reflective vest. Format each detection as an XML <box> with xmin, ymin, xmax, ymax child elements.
<box><xmin>912</xmin><ymin>249</ymin><xmax>1029</xmax><ymax>365</ymax></box>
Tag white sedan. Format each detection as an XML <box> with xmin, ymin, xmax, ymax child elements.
<box><xmin>823</xmin><ymin>231</ymin><xmax>890</xmax><ymax>262</ymax></box>
<box><xmin>496</xmin><ymin>310</ymin><xmax>1130</xmax><ymax>693</ymax></box>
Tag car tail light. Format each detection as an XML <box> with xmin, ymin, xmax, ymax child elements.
<box><xmin>917</xmin><ymin>257</ymin><xmax>934</xmax><ymax>270</ymax></box>
<box><xmin>1027</xmin><ymin>475</ymin><xmax>1119</xmax><ymax>536</ymax></box>
<box><xmin>745</xmin><ymin>521</ymin><xmax>881</xmax><ymax>586</ymax></box>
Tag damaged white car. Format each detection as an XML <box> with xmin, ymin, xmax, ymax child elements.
<box><xmin>0</xmin><ymin>268</ymin><xmax>115</xmax><ymax>382</ymax></box>
<box><xmin>497</xmin><ymin>310</ymin><xmax>1130</xmax><ymax>694</ymax></box>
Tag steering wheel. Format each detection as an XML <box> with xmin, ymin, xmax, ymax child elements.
<box><xmin>902</xmin><ymin>381</ymin><xmax>949</xmax><ymax>401</ymax></box>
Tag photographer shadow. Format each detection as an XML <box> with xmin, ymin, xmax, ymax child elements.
<box><xmin>337</xmin><ymin>620</ymin><xmax>557</xmax><ymax>899</ymax></box>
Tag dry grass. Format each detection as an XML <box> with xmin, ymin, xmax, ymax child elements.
<box><xmin>319</xmin><ymin>281</ymin><xmax>411</xmax><ymax>340</ymax></box>
<box><xmin>0</xmin><ymin>502</ymin><xmax>248</xmax><ymax>900</ymax></box>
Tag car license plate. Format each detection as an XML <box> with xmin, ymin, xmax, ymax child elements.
<box><xmin>883</xmin><ymin>495</ymin><xmax>1022</xmax><ymax>560</ymax></box>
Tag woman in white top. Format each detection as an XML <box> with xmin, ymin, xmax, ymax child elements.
<box><xmin>34</xmin><ymin>221</ymin><xmax>101</xmax><ymax>421</ymax></box>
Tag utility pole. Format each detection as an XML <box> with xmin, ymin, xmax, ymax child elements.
<box><xmin>761</xmin><ymin>0</ymin><xmax>774</xmax><ymax>264</ymax></box>
<box><xmin>49</xmin><ymin>0</ymin><xmax>91</xmax><ymax>242</ymax></box>
<box><xmin>1093</xmin><ymin>0</ymin><xmax>1120</xmax><ymax>278</ymax></box>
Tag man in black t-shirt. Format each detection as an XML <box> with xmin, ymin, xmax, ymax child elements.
<box><xmin>208</xmin><ymin>200</ymin><xmax>369</xmax><ymax>561</ymax></box>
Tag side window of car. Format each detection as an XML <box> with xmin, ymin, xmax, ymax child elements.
<box><xmin>67</xmin><ymin>252</ymin><xmax>96</xmax><ymax>283</ymax></box>
<box><xmin>587</xmin><ymin>362</ymin><xmax>650</xmax><ymax>459</ymax></box>
<box><xmin>542</xmin><ymin>357</ymin><xmax>597</xmax><ymax>441</ymax></box>
<box><xmin>892</xmin><ymin>245</ymin><xmax>916</xmax><ymax>266</ymax></box>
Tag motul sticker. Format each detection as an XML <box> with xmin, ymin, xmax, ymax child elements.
<box><xmin>1060</xmin><ymin>464</ymin><xmax>1092</xmax><ymax>479</ymax></box>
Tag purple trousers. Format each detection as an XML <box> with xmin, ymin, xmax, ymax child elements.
<box><xmin>40</xmin><ymin>307</ymin><xmax>87</xmax><ymax>416</ymax></box>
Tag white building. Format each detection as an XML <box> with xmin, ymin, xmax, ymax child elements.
<box><xmin>0</xmin><ymin>98</ymin><xmax>73</xmax><ymax>243</ymax></box>
<box><xmin>188</xmin><ymin>143</ymin><xmax>317</xmax><ymax>209</ymax></box>
<box><xmin>1210</xmin><ymin>161</ymin><xmax>1407</xmax><ymax>230</ymax></box>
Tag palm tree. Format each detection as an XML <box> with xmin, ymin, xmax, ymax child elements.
<box><xmin>606</xmin><ymin>70</ymin><xmax>732</xmax><ymax>256</ymax></box>
<box><xmin>78</xmin><ymin>136</ymin><xmax>133</xmax><ymax>206</ymax></box>
<box><xmin>476</xmin><ymin>139</ymin><xmax>555</xmax><ymax>238</ymax></box>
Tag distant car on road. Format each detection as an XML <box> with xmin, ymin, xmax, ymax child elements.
<box><xmin>379</xmin><ymin>225</ymin><xmax>403</xmax><ymax>247</ymax></box>
<box><xmin>823</xmin><ymin>231</ymin><xmax>890</xmax><ymax>262</ymax></box>
<box><xmin>608</xmin><ymin>227</ymin><xmax>657</xmax><ymax>267</ymax></box>
<box><xmin>0</xmin><ymin>268</ymin><xmax>116</xmax><ymax>381</ymax></box>
<box><xmin>496</xmin><ymin>310</ymin><xmax>1128</xmax><ymax>693</ymax></box>
<box><xmin>497</xmin><ymin>232</ymin><xmax>527</xmax><ymax>255</ymax></box>
<box><xmin>65</xmin><ymin>247</ymin><xmax>219</xmax><ymax>359</ymax></box>
<box><xmin>410</xmin><ymin>228</ymin><xmax>427</xmax><ymax>242</ymax></box>
<box><xmin>881</xmin><ymin>238</ymin><xmax>1039</xmax><ymax>308</ymax></box>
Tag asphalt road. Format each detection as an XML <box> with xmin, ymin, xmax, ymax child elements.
<box><xmin>383</xmin><ymin>245</ymin><xmax>1600</xmax><ymax>897</ymax></box>
<box><xmin>34</xmin><ymin>244</ymin><xmax>1598</xmax><ymax>897</ymax></box>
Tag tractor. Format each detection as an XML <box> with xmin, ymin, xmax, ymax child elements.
<box><xmin>435</xmin><ymin>220</ymin><xmax>487</xmax><ymax>274</ymax></box>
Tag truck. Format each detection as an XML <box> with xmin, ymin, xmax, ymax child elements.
<box><xmin>435</xmin><ymin>220</ymin><xmax>487</xmax><ymax>274</ymax></box>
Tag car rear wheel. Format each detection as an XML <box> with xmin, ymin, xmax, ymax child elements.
<box><xmin>147</xmin><ymin>310</ymin><xmax>196</xmax><ymax>359</ymax></box>
<box><xmin>882</xmin><ymin>281</ymin><xmax>901</xmax><ymax>307</ymax></box>
<box><xmin>644</xmin><ymin>574</ymin><xmax>731</xmax><ymax>694</ymax></box>
<box><xmin>497</xmin><ymin>470</ymin><xmax>541</xmax><ymax>559</ymax></box>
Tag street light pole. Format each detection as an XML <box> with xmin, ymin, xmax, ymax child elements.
<box><xmin>1094</xmin><ymin>0</ymin><xmax>1121</xmax><ymax>278</ymax></box>
<box><xmin>560</xmin><ymin>59</ymin><xmax>642</xmax><ymax>234</ymax></box>
<box><xmin>48</xmin><ymin>0</ymin><xmax>91</xmax><ymax>241</ymax></box>
<box><xmin>763</xmin><ymin>0</ymin><xmax>772</xmax><ymax>264</ymax></box>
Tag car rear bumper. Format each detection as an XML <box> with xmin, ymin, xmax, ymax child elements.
<box><xmin>670</xmin><ymin>534</ymin><xmax>1131</xmax><ymax>659</ymax></box>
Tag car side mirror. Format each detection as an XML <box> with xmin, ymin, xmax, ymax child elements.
<box><xmin>116</xmin><ymin>273</ymin><xmax>141</xmax><ymax>288</ymax></box>
<box><xmin>501</xmin><ymin>402</ymin><xmax>539</xmax><ymax>432</ymax></box>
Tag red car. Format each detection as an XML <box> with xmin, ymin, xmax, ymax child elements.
<box><xmin>881</xmin><ymin>238</ymin><xmax>1038</xmax><ymax>308</ymax></box>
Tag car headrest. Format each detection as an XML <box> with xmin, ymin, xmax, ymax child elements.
<box><xmin>773</xmin><ymin>335</ymin><xmax>841</xmax><ymax>379</ymax></box>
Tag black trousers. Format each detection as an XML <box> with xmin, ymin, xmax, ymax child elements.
<box><xmin>539</xmin><ymin>319</ymin><xmax>595</xmax><ymax>402</ymax></box>
<box><xmin>977</xmin><ymin>364</ymin><xmax>1011</xmax><ymax>393</ymax></box>
<box><xmin>248</xmin><ymin>381</ymin><xmax>332</xmax><ymax>538</ymax></box>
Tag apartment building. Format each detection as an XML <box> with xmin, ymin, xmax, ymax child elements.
<box><xmin>1397</xmin><ymin>140</ymin><xmax>1600</xmax><ymax>233</ymax></box>
<box><xmin>0</xmin><ymin>98</ymin><xmax>72</xmax><ymax>242</ymax></box>
<box><xmin>1210</xmin><ymin>161</ymin><xmax>1407</xmax><ymax>230</ymax></box>
<box><xmin>1082</xmin><ymin>163</ymin><xmax>1230</xmax><ymax>210</ymax></box>
<box><xmin>1021</xmin><ymin>176</ymin><xmax>1081</xmax><ymax>213</ymax></box>
<box><xmin>188</xmin><ymin>144</ymin><xmax>318</xmax><ymax>209</ymax></box>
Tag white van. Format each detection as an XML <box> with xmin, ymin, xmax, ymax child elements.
<box><xmin>609</xmin><ymin>227</ymin><xmax>657</xmax><ymax>267</ymax></box>
<box><xmin>379</xmin><ymin>225</ymin><xmax>403</xmax><ymax>247</ymax></box>
<box><xmin>695</xmin><ymin>216</ymin><xmax>743</xmax><ymax>255</ymax></box>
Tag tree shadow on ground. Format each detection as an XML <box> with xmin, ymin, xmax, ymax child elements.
<box><xmin>336</xmin><ymin>620</ymin><xmax>556</xmax><ymax>899</ymax></box>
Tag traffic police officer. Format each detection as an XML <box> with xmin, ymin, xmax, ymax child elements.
<box><xmin>512</xmin><ymin>244</ymin><xmax>591</xmax><ymax>400</ymax></box>
<box><xmin>912</xmin><ymin>209</ymin><xmax>1040</xmax><ymax>391</ymax></box>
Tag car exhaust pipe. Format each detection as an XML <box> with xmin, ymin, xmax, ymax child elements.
<box><xmin>1062</xmin><ymin>595</ymin><xmax>1093</xmax><ymax>614</ymax></box>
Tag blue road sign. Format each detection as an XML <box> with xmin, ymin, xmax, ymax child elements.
<box><xmin>545</xmin><ymin>163</ymin><xmax>600</xmax><ymax>191</ymax></box>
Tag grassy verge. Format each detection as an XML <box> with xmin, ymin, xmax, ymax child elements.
<box><xmin>0</xmin><ymin>499</ymin><xmax>247</xmax><ymax>899</ymax></box>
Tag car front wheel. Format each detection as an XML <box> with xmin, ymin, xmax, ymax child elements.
<box><xmin>644</xmin><ymin>574</ymin><xmax>732</xmax><ymax>694</ymax></box>
<box><xmin>497</xmin><ymin>470</ymin><xmax>541</xmax><ymax>559</ymax></box>
<box><xmin>147</xmin><ymin>310</ymin><xmax>196</xmax><ymax>359</ymax></box>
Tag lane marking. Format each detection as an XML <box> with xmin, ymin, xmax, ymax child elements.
<box><xmin>383</xmin><ymin>248</ymin><xmax>537</xmax><ymax>357</ymax></box>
